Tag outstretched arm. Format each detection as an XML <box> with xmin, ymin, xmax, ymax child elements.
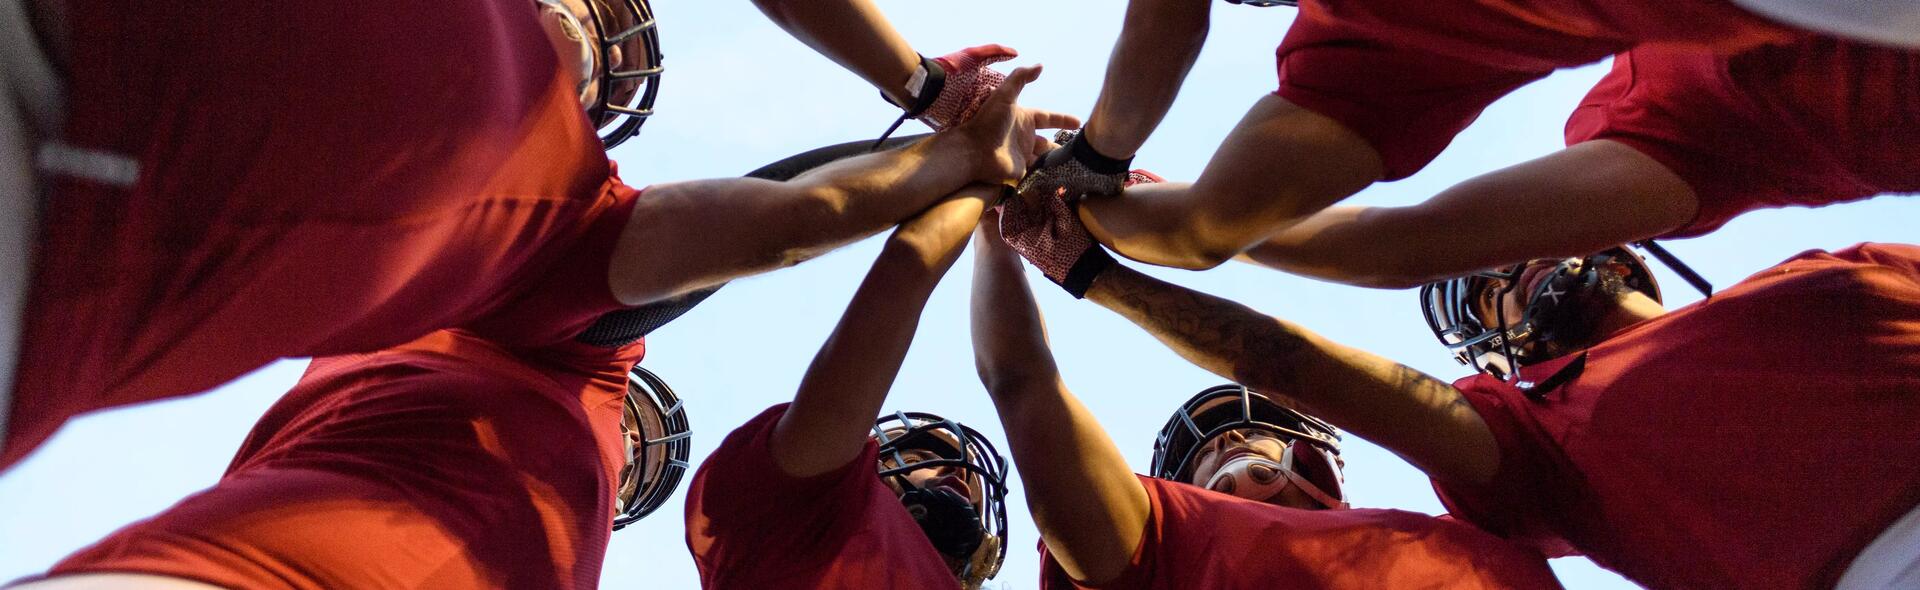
<box><xmin>767</xmin><ymin>185</ymin><xmax>993</xmax><ymax>479</ymax></box>
<box><xmin>1079</xmin><ymin>0</ymin><xmax>1213</xmax><ymax>159</ymax></box>
<box><xmin>970</xmin><ymin>216</ymin><xmax>1149</xmax><ymax>586</ymax></box>
<box><xmin>610</xmin><ymin>66</ymin><xmax>1076</xmax><ymax>305</ymax></box>
<box><xmin>1240</xmin><ymin>140</ymin><xmax>1697</xmax><ymax>288</ymax></box>
<box><xmin>748</xmin><ymin>0</ymin><xmax>921</xmax><ymax>106</ymax></box>
<box><xmin>1084</xmin><ymin>264</ymin><xmax>1502</xmax><ymax>484</ymax></box>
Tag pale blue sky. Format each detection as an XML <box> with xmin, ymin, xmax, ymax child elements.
<box><xmin>2</xmin><ymin>1</ymin><xmax>1914</xmax><ymax>588</ymax></box>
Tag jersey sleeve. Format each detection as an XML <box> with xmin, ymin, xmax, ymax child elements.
<box><xmin>684</xmin><ymin>404</ymin><xmax>885</xmax><ymax>579</ymax></box>
<box><xmin>461</xmin><ymin>176</ymin><xmax>646</xmax><ymax>351</ymax></box>
<box><xmin>1430</xmin><ymin>372</ymin><xmax>1581</xmax><ymax>558</ymax></box>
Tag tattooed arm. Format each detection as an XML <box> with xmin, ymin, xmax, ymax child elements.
<box><xmin>1084</xmin><ymin>265</ymin><xmax>1501</xmax><ymax>485</ymax></box>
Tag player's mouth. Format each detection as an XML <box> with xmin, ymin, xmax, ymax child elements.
<box><xmin>932</xmin><ymin>474</ymin><xmax>973</xmax><ymax>503</ymax></box>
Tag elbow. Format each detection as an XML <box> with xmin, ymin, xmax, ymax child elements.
<box><xmin>976</xmin><ymin>363</ymin><xmax>1058</xmax><ymax>400</ymax></box>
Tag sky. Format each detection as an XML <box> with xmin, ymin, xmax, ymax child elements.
<box><xmin>2</xmin><ymin>1</ymin><xmax>1916</xmax><ymax>588</ymax></box>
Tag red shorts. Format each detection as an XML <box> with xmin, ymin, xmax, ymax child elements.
<box><xmin>1274</xmin><ymin>0</ymin><xmax>1800</xmax><ymax>179</ymax></box>
<box><xmin>4</xmin><ymin>0</ymin><xmax>636</xmax><ymax>470</ymax></box>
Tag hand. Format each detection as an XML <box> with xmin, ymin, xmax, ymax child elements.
<box><xmin>922</xmin><ymin>45</ymin><xmax>1017</xmax><ymax>130</ymax></box>
<box><xmin>947</xmin><ymin>65</ymin><xmax>1082</xmax><ymax>186</ymax></box>
<box><xmin>997</xmin><ymin>167</ymin><xmax>1162</xmax><ymax>297</ymax></box>
<box><xmin>1015</xmin><ymin>129</ymin><xmax>1133</xmax><ymax>204</ymax></box>
<box><xmin>891</xmin><ymin>185</ymin><xmax>997</xmax><ymax>269</ymax></box>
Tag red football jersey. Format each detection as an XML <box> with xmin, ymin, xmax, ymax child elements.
<box><xmin>1274</xmin><ymin>0</ymin><xmax>1799</xmax><ymax>179</ymax></box>
<box><xmin>5</xmin><ymin>0</ymin><xmax>639</xmax><ymax>470</ymax></box>
<box><xmin>1565</xmin><ymin>37</ymin><xmax>1920</xmax><ymax>237</ymax></box>
<box><xmin>1038</xmin><ymin>475</ymin><xmax>1562</xmax><ymax>590</ymax></box>
<box><xmin>43</xmin><ymin>330</ymin><xmax>643</xmax><ymax>589</ymax></box>
<box><xmin>1433</xmin><ymin>243</ymin><xmax>1920</xmax><ymax>589</ymax></box>
<box><xmin>685</xmin><ymin>404</ymin><xmax>960</xmax><ymax>590</ymax></box>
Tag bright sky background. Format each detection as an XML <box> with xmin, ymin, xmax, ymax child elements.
<box><xmin>2</xmin><ymin>1</ymin><xmax>1914</xmax><ymax>588</ymax></box>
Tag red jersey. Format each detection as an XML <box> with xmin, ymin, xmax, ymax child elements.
<box><xmin>1038</xmin><ymin>475</ymin><xmax>1562</xmax><ymax>590</ymax></box>
<box><xmin>1566</xmin><ymin>37</ymin><xmax>1920</xmax><ymax>237</ymax></box>
<box><xmin>1274</xmin><ymin>0</ymin><xmax>1799</xmax><ymax>179</ymax></box>
<box><xmin>5</xmin><ymin>0</ymin><xmax>639</xmax><ymax>470</ymax></box>
<box><xmin>1433</xmin><ymin>243</ymin><xmax>1920</xmax><ymax>589</ymax></box>
<box><xmin>685</xmin><ymin>404</ymin><xmax>959</xmax><ymax>590</ymax></box>
<box><xmin>43</xmin><ymin>330</ymin><xmax>642</xmax><ymax>589</ymax></box>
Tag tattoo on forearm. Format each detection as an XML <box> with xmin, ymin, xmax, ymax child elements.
<box><xmin>1094</xmin><ymin>268</ymin><xmax>1461</xmax><ymax>414</ymax></box>
<box><xmin>1096</xmin><ymin>269</ymin><xmax>1314</xmax><ymax>392</ymax></box>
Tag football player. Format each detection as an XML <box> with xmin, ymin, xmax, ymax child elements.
<box><xmin>1011</xmin><ymin>0</ymin><xmax>1914</xmax><ymax>281</ymax></box>
<box><xmin>2</xmin><ymin>0</ymin><xmax>1075</xmax><ymax>471</ymax></box>
<box><xmin>1236</xmin><ymin>36</ymin><xmax>1919</xmax><ymax>288</ymax></box>
<box><xmin>686</xmin><ymin>185</ymin><xmax>1014</xmax><ymax>590</ymax></box>
<box><xmin>15</xmin><ymin>299</ymin><xmax>695</xmax><ymax>590</ymax></box>
<box><xmin>7</xmin><ymin>131</ymin><xmax>945</xmax><ymax>590</ymax></box>
<box><xmin>998</xmin><ymin>225</ymin><xmax>1920</xmax><ymax>587</ymax></box>
<box><xmin>969</xmin><ymin>217</ymin><xmax>1562</xmax><ymax>589</ymax></box>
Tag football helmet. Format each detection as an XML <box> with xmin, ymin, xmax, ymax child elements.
<box><xmin>872</xmin><ymin>411</ymin><xmax>1010</xmax><ymax>589</ymax></box>
<box><xmin>612</xmin><ymin>365</ymin><xmax>691</xmax><ymax>530</ymax></box>
<box><xmin>1420</xmin><ymin>246</ymin><xmax>1661</xmax><ymax>381</ymax></box>
<box><xmin>535</xmin><ymin>0</ymin><xmax>662</xmax><ymax>148</ymax></box>
<box><xmin>1152</xmin><ymin>384</ymin><xmax>1346</xmax><ymax>509</ymax></box>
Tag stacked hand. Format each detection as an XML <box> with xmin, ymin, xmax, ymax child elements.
<box><xmin>921</xmin><ymin>45</ymin><xmax>1019</xmax><ymax>130</ymax></box>
<box><xmin>945</xmin><ymin>65</ymin><xmax>1081</xmax><ymax>186</ymax></box>
<box><xmin>1014</xmin><ymin>129</ymin><xmax>1134</xmax><ymax>203</ymax></box>
<box><xmin>998</xmin><ymin>164</ymin><xmax>1163</xmax><ymax>298</ymax></box>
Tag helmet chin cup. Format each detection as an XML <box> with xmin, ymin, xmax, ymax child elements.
<box><xmin>1204</xmin><ymin>452</ymin><xmax>1347</xmax><ymax>510</ymax></box>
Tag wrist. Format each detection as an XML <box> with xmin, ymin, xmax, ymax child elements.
<box><xmin>1075</xmin><ymin>123</ymin><xmax>1134</xmax><ymax>164</ymax></box>
<box><xmin>1066</xmin><ymin>130</ymin><xmax>1132</xmax><ymax>175</ymax></box>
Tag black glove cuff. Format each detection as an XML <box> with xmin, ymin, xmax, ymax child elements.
<box><xmin>1066</xmin><ymin>131</ymin><xmax>1132</xmax><ymax>175</ymax></box>
<box><xmin>1061</xmin><ymin>246</ymin><xmax>1116</xmax><ymax>299</ymax></box>
<box><xmin>882</xmin><ymin>54</ymin><xmax>947</xmax><ymax>117</ymax></box>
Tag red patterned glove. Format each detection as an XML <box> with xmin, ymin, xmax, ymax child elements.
<box><xmin>997</xmin><ymin>167</ymin><xmax>1164</xmax><ymax>298</ymax></box>
<box><xmin>921</xmin><ymin>44</ymin><xmax>1015</xmax><ymax>129</ymax></box>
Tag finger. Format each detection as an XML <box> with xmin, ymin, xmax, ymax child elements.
<box><xmin>1028</xmin><ymin>135</ymin><xmax>1052</xmax><ymax>161</ymax></box>
<box><xmin>1021</xmin><ymin>108</ymin><xmax>1081</xmax><ymax>132</ymax></box>
<box><xmin>987</xmin><ymin>64</ymin><xmax>1042</xmax><ymax>106</ymax></box>
<box><xmin>971</xmin><ymin>43</ymin><xmax>1019</xmax><ymax>64</ymax></box>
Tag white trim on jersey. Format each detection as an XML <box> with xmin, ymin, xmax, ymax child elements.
<box><xmin>0</xmin><ymin>0</ymin><xmax>65</xmax><ymax>448</ymax></box>
<box><xmin>1838</xmin><ymin>501</ymin><xmax>1920</xmax><ymax>590</ymax></box>
<box><xmin>1728</xmin><ymin>0</ymin><xmax>1920</xmax><ymax>48</ymax></box>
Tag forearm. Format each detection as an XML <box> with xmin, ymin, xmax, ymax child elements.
<box><xmin>750</xmin><ymin>0</ymin><xmax>920</xmax><ymax>106</ymax></box>
<box><xmin>1081</xmin><ymin>0</ymin><xmax>1210</xmax><ymax>158</ymax></box>
<box><xmin>773</xmin><ymin>239</ymin><xmax>951</xmax><ymax>478</ymax></box>
<box><xmin>610</xmin><ymin>134</ymin><xmax>980</xmax><ymax>305</ymax></box>
<box><xmin>1237</xmin><ymin>206</ymin><xmax>1443</xmax><ymax>288</ymax></box>
<box><xmin>771</xmin><ymin>187</ymin><xmax>990</xmax><ymax>478</ymax></box>
<box><xmin>1244</xmin><ymin>141</ymin><xmax>1700</xmax><ymax>287</ymax></box>
<box><xmin>970</xmin><ymin>231</ymin><xmax>1149</xmax><ymax>584</ymax></box>
<box><xmin>1085</xmin><ymin>264</ymin><xmax>1500</xmax><ymax>483</ymax></box>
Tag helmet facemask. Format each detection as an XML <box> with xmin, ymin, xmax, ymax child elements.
<box><xmin>1421</xmin><ymin>247</ymin><xmax>1665</xmax><ymax>381</ymax></box>
<box><xmin>1152</xmin><ymin>385</ymin><xmax>1347</xmax><ymax>510</ymax></box>
<box><xmin>534</xmin><ymin>0</ymin><xmax>662</xmax><ymax>148</ymax></box>
<box><xmin>613</xmin><ymin>366</ymin><xmax>691</xmax><ymax>530</ymax></box>
<box><xmin>872</xmin><ymin>412</ymin><xmax>1010</xmax><ymax>589</ymax></box>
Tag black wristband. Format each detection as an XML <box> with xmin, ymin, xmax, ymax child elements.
<box><xmin>1066</xmin><ymin>131</ymin><xmax>1132</xmax><ymax>175</ymax></box>
<box><xmin>873</xmin><ymin>55</ymin><xmax>948</xmax><ymax>150</ymax></box>
<box><xmin>882</xmin><ymin>54</ymin><xmax>947</xmax><ymax>117</ymax></box>
<box><xmin>1061</xmin><ymin>246</ymin><xmax>1116</xmax><ymax>299</ymax></box>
